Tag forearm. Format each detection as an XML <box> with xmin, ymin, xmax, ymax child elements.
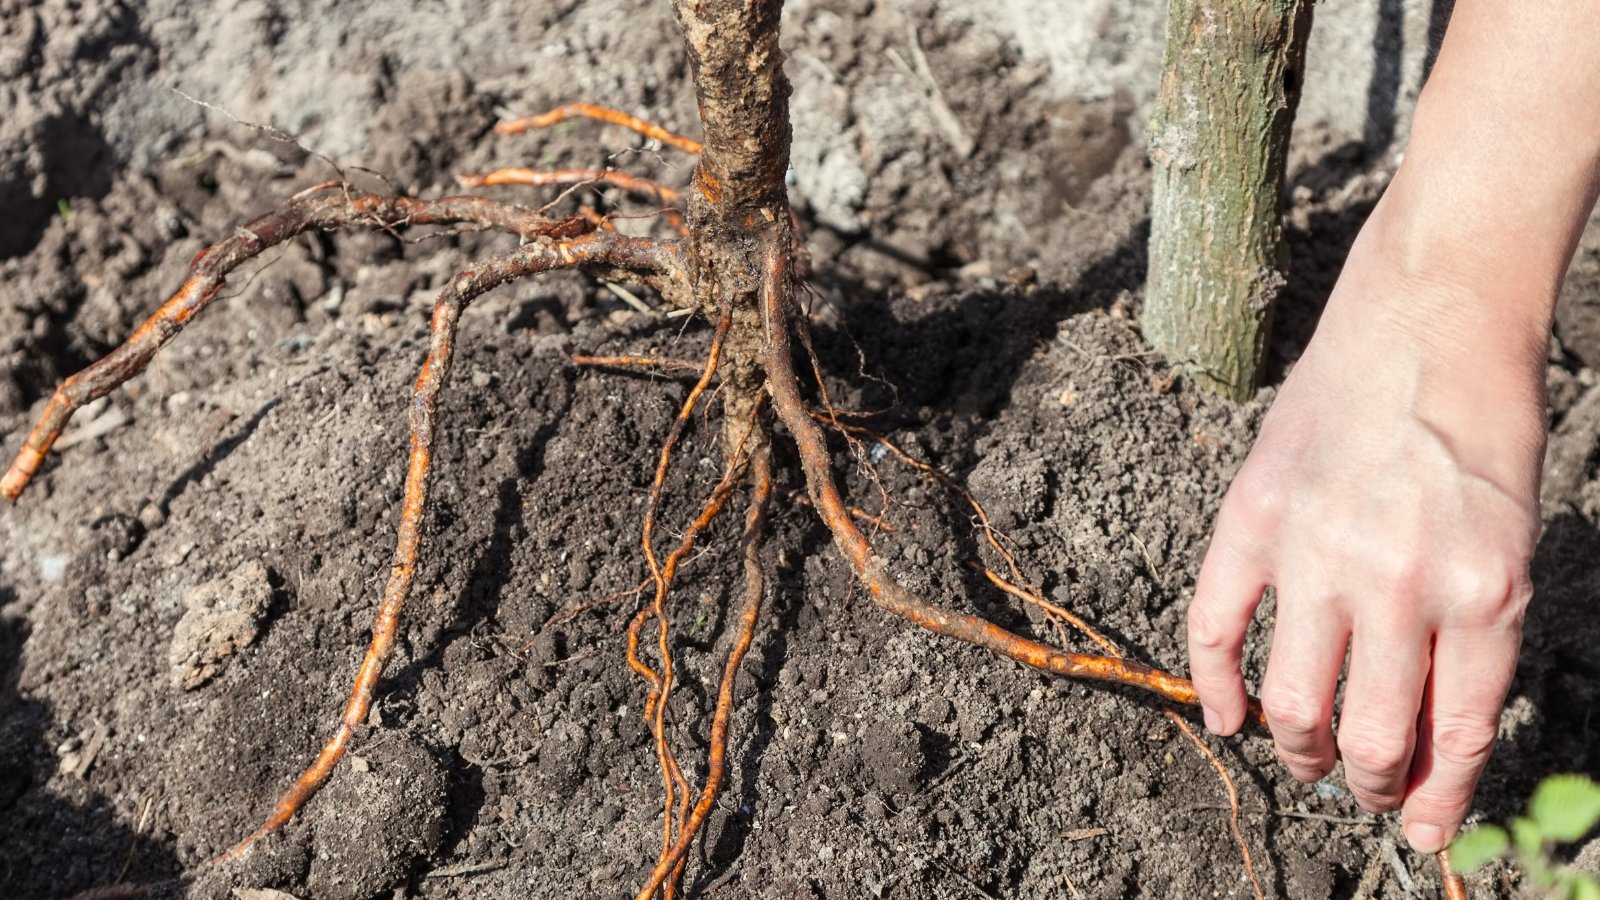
<box><xmin>1311</xmin><ymin>1</ymin><xmax>1600</xmax><ymax>496</ymax></box>
<box><xmin>1371</xmin><ymin>0</ymin><xmax>1600</xmax><ymax>345</ymax></box>
<box><xmin>1189</xmin><ymin>0</ymin><xmax>1599</xmax><ymax>854</ymax></box>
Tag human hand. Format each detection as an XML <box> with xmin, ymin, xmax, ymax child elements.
<box><xmin>1185</xmin><ymin>193</ymin><xmax>1547</xmax><ymax>853</ymax></box>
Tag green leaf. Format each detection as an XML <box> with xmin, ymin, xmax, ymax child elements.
<box><xmin>1513</xmin><ymin>816</ymin><xmax>1545</xmax><ymax>859</ymax></box>
<box><xmin>1449</xmin><ymin>825</ymin><xmax>1509</xmax><ymax>873</ymax></box>
<box><xmin>1530</xmin><ymin>775</ymin><xmax>1600</xmax><ymax>842</ymax></box>
<box><xmin>1569</xmin><ymin>872</ymin><xmax>1600</xmax><ymax>900</ymax></box>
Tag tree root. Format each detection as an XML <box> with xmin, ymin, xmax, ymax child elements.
<box><xmin>759</xmin><ymin>235</ymin><xmax>1243</xmax><ymax>717</ymax></box>
<box><xmin>494</xmin><ymin>101</ymin><xmax>704</xmax><ymax>154</ymax></box>
<box><xmin>3</xmin><ymin>15</ymin><xmax>1475</xmax><ymax>900</ymax></box>
<box><xmin>571</xmin><ymin>354</ymin><xmax>707</xmax><ymax>376</ymax></box>
<box><xmin>0</xmin><ymin>143</ymin><xmax>1281</xmax><ymax>899</ymax></box>
<box><xmin>0</xmin><ymin>190</ymin><xmax>685</xmax><ymax>502</ymax></box>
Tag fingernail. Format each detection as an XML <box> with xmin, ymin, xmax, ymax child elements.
<box><xmin>1202</xmin><ymin>705</ymin><xmax>1222</xmax><ymax>733</ymax></box>
<box><xmin>1405</xmin><ymin>822</ymin><xmax>1445</xmax><ymax>854</ymax></box>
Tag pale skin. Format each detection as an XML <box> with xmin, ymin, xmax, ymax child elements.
<box><xmin>1187</xmin><ymin>0</ymin><xmax>1600</xmax><ymax>855</ymax></box>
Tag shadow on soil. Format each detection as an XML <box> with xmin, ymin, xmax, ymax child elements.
<box><xmin>1488</xmin><ymin>511</ymin><xmax>1600</xmax><ymax>818</ymax></box>
<box><xmin>0</xmin><ymin>583</ymin><xmax>182</xmax><ymax>897</ymax></box>
<box><xmin>812</xmin><ymin>224</ymin><xmax>1147</xmax><ymax>464</ymax></box>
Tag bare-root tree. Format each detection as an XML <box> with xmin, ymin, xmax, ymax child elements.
<box><xmin>1144</xmin><ymin>0</ymin><xmax>1313</xmax><ymax>400</ymax></box>
<box><xmin>5</xmin><ymin>1</ymin><xmax>1467</xmax><ymax>897</ymax></box>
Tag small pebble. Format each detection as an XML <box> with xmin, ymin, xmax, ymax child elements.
<box><xmin>137</xmin><ymin>502</ymin><xmax>167</xmax><ymax>530</ymax></box>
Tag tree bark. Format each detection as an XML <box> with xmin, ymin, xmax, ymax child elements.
<box><xmin>1145</xmin><ymin>0</ymin><xmax>1312</xmax><ymax>401</ymax></box>
<box><xmin>670</xmin><ymin>0</ymin><xmax>794</xmax><ymax>452</ymax></box>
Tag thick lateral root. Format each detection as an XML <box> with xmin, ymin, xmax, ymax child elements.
<box><xmin>192</xmin><ymin>234</ymin><xmax>686</xmax><ymax>863</ymax></box>
<box><xmin>1</xmin><ymin>189</ymin><xmax>688</xmax><ymax>503</ymax></box>
<box><xmin>494</xmin><ymin>102</ymin><xmax>704</xmax><ymax>154</ymax></box>
<box><xmin>757</xmin><ymin>233</ymin><xmax>1265</xmax><ymax>724</ymax></box>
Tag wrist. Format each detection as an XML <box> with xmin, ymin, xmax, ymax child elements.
<box><xmin>1306</xmin><ymin>199</ymin><xmax>1554</xmax><ymax>500</ymax></box>
<box><xmin>1370</xmin><ymin>1</ymin><xmax>1600</xmax><ymax>329</ymax></box>
<box><xmin>1344</xmin><ymin>186</ymin><xmax>1556</xmax><ymax>374</ymax></box>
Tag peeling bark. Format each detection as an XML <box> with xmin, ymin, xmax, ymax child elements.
<box><xmin>671</xmin><ymin>0</ymin><xmax>796</xmax><ymax>455</ymax></box>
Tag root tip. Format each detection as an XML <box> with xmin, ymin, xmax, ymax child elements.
<box><xmin>1</xmin><ymin>461</ymin><xmax>33</xmax><ymax>503</ymax></box>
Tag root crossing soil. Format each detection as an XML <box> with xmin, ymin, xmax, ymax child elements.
<box><xmin>4</xmin><ymin>1</ymin><xmax>1600</xmax><ymax>898</ymax></box>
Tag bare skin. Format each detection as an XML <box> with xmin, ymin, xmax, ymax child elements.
<box><xmin>1187</xmin><ymin>0</ymin><xmax>1600</xmax><ymax>854</ymax></box>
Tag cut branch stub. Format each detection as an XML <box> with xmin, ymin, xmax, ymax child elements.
<box><xmin>1144</xmin><ymin>0</ymin><xmax>1313</xmax><ymax>400</ymax></box>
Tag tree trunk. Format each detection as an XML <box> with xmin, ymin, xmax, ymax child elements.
<box><xmin>670</xmin><ymin>0</ymin><xmax>794</xmax><ymax>454</ymax></box>
<box><xmin>1144</xmin><ymin>0</ymin><xmax>1313</xmax><ymax>401</ymax></box>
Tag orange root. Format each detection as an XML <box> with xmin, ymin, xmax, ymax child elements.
<box><xmin>573</xmin><ymin>355</ymin><xmax>707</xmax><ymax>375</ymax></box>
<box><xmin>494</xmin><ymin>103</ymin><xmax>704</xmax><ymax>154</ymax></box>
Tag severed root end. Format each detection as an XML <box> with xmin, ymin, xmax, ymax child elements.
<box><xmin>493</xmin><ymin>102</ymin><xmax>704</xmax><ymax>155</ymax></box>
<box><xmin>3</xmin><ymin>391</ymin><xmax>70</xmax><ymax>503</ymax></box>
<box><xmin>1</xmin><ymin>446</ymin><xmax>45</xmax><ymax>502</ymax></box>
<box><xmin>1438</xmin><ymin>850</ymin><xmax>1468</xmax><ymax>900</ymax></box>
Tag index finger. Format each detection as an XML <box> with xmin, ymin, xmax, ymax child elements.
<box><xmin>1188</xmin><ymin>535</ymin><xmax>1271</xmax><ymax>736</ymax></box>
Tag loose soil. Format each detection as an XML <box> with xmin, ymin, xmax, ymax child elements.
<box><xmin>3</xmin><ymin>1</ymin><xmax>1599</xmax><ymax>898</ymax></box>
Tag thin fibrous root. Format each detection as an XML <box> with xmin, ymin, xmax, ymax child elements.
<box><xmin>814</xmin><ymin>411</ymin><xmax>1080</xmax><ymax>639</ymax></box>
<box><xmin>457</xmin><ymin>168</ymin><xmax>682</xmax><ymax>203</ymax></box>
<box><xmin>817</xmin><ymin>413</ymin><xmax>1034</xmax><ymax>586</ymax></box>
<box><xmin>495</xmin><ymin>102</ymin><xmax>705</xmax><ymax>154</ymax></box>
<box><xmin>634</xmin><ymin>311</ymin><xmax>733</xmax><ymax>866</ymax></box>
<box><xmin>975</xmin><ymin>565</ymin><xmax>1117</xmax><ymax>658</ymax></box>
<box><xmin>783</xmin><ymin>488</ymin><xmax>895</xmax><ymax>533</ymax></box>
<box><xmin>572</xmin><ymin>355</ymin><xmax>707</xmax><ymax>376</ymax></box>
<box><xmin>1167</xmin><ymin>712</ymin><xmax>1265</xmax><ymax>900</ymax></box>
<box><xmin>1</xmin><ymin>189</ymin><xmax>689</xmax><ymax>503</ymax></box>
<box><xmin>458</xmin><ymin>168</ymin><xmax>689</xmax><ymax>235</ymax></box>
<box><xmin>206</xmin><ymin>232</ymin><xmax>684</xmax><ymax>864</ymax></box>
<box><xmin>541</xmin><ymin>577</ymin><xmax>653</xmax><ymax>632</ymax></box>
<box><xmin>636</xmin><ymin>445</ymin><xmax>772</xmax><ymax>900</ymax></box>
<box><xmin>758</xmin><ymin>233</ymin><xmax>1266</xmax><ymax>726</ymax></box>
<box><xmin>580</xmin><ymin>205</ymin><xmax>618</xmax><ymax>232</ymax></box>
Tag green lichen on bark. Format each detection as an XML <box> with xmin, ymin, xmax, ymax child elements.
<box><xmin>1145</xmin><ymin>0</ymin><xmax>1312</xmax><ymax>401</ymax></box>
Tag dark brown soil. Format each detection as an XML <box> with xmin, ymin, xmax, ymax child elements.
<box><xmin>3</xmin><ymin>2</ymin><xmax>1599</xmax><ymax>898</ymax></box>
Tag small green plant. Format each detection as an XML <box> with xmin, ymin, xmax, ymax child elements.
<box><xmin>1450</xmin><ymin>774</ymin><xmax>1600</xmax><ymax>898</ymax></box>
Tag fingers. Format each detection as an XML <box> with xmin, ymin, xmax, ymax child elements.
<box><xmin>1336</xmin><ymin>622</ymin><xmax>1431</xmax><ymax>813</ymax></box>
<box><xmin>1188</xmin><ymin>537</ymin><xmax>1270</xmax><ymax>737</ymax></box>
<box><xmin>1258</xmin><ymin>596</ymin><xmax>1347</xmax><ymax>783</ymax></box>
<box><xmin>1401</xmin><ymin>626</ymin><xmax>1519</xmax><ymax>852</ymax></box>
